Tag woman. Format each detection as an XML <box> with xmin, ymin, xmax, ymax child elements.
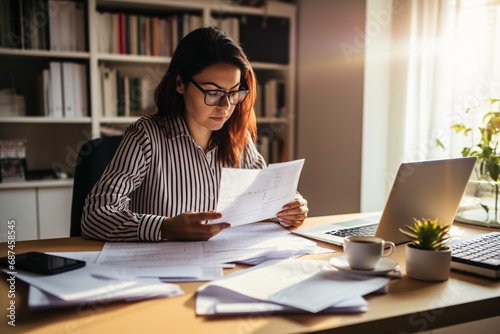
<box><xmin>82</xmin><ymin>26</ymin><xmax>309</xmax><ymax>241</ymax></box>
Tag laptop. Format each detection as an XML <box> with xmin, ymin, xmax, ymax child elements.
<box><xmin>292</xmin><ymin>157</ymin><xmax>477</xmax><ymax>246</ymax></box>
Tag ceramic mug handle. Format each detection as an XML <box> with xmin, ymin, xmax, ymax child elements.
<box><xmin>382</xmin><ymin>241</ymin><xmax>396</xmax><ymax>257</ymax></box>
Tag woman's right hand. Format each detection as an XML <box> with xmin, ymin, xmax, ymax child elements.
<box><xmin>161</xmin><ymin>211</ymin><xmax>230</xmax><ymax>241</ymax></box>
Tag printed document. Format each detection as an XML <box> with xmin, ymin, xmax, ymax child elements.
<box><xmin>196</xmin><ymin>259</ymin><xmax>390</xmax><ymax>314</ymax></box>
<box><xmin>211</xmin><ymin>159</ymin><xmax>305</xmax><ymax>227</ymax></box>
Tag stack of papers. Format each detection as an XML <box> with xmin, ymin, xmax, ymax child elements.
<box><xmin>96</xmin><ymin>223</ymin><xmax>331</xmax><ymax>272</ymax></box>
<box><xmin>197</xmin><ymin>259</ymin><xmax>390</xmax><ymax>315</ymax></box>
<box><xmin>9</xmin><ymin>263</ymin><xmax>183</xmax><ymax>310</ymax></box>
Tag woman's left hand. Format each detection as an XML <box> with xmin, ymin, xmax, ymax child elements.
<box><xmin>275</xmin><ymin>194</ymin><xmax>309</xmax><ymax>228</ymax></box>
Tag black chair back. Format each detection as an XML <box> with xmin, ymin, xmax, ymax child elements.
<box><xmin>70</xmin><ymin>136</ymin><xmax>122</xmax><ymax>237</ymax></box>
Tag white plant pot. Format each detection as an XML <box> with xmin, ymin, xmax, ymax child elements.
<box><xmin>405</xmin><ymin>244</ymin><xmax>451</xmax><ymax>282</ymax></box>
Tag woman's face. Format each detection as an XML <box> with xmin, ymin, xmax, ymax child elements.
<box><xmin>177</xmin><ymin>62</ymin><xmax>242</xmax><ymax>137</ymax></box>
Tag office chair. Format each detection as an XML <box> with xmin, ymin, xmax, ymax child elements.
<box><xmin>70</xmin><ymin>135</ymin><xmax>123</xmax><ymax>237</ymax></box>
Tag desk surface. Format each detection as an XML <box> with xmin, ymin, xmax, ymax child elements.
<box><xmin>1</xmin><ymin>213</ymin><xmax>499</xmax><ymax>334</ymax></box>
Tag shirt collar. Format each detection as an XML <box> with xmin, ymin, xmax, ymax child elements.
<box><xmin>157</xmin><ymin>114</ymin><xmax>191</xmax><ymax>140</ymax></box>
<box><xmin>156</xmin><ymin>114</ymin><xmax>218</xmax><ymax>153</ymax></box>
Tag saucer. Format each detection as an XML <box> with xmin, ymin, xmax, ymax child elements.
<box><xmin>329</xmin><ymin>256</ymin><xmax>399</xmax><ymax>276</ymax></box>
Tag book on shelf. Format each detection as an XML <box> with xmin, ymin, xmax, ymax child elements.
<box><xmin>99</xmin><ymin>65</ymin><xmax>115</xmax><ymax>117</ymax></box>
<box><xmin>0</xmin><ymin>89</ymin><xmax>26</xmax><ymax>117</ymax></box>
<box><xmin>0</xmin><ymin>139</ymin><xmax>27</xmax><ymax>183</ymax></box>
<box><xmin>263</xmin><ymin>79</ymin><xmax>286</xmax><ymax>118</ymax></box>
<box><xmin>49</xmin><ymin>0</ymin><xmax>85</xmax><ymax>52</ymax></box>
<box><xmin>48</xmin><ymin>0</ymin><xmax>61</xmax><ymax>51</ymax></box>
<box><xmin>37</xmin><ymin>70</ymin><xmax>50</xmax><ymax>116</ymax></box>
<box><xmin>96</xmin><ymin>11</ymin><xmax>202</xmax><ymax>56</ymax></box>
<box><xmin>0</xmin><ymin>0</ymin><xmax>51</xmax><ymax>50</ymax></box>
<box><xmin>99</xmin><ymin>65</ymin><xmax>155</xmax><ymax>118</ymax></box>
<box><xmin>62</xmin><ymin>62</ymin><xmax>87</xmax><ymax>118</ymax></box>
<box><xmin>61</xmin><ymin>62</ymin><xmax>76</xmax><ymax>117</ymax></box>
<box><xmin>75</xmin><ymin>1</ymin><xmax>85</xmax><ymax>51</ymax></box>
<box><xmin>5</xmin><ymin>0</ymin><xmax>83</xmax><ymax>51</ymax></box>
<box><xmin>210</xmin><ymin>16</ymin><xmax>239</xmax><ymax>44</ymax></box>
<box><xmin>46</xmin><ymin>61</ymin><xmax>87</xmax><ymax>118</ymax></box>
<box><xmin>48</xmin><ymin>62</ymin><xmax>63</xmax><ymax>117</ymax></box>
<box><xmin>74</xmin><ymin>63</ymin><xmax>88</xmax><ymax>117</ymax></box>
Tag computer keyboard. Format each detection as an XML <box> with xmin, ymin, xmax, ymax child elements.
<box><xmin>324</xmin><ymin>224</ymin><xmax>378</xmax><ymax>237</ymax></box>
<box><xmin>451</xmin><ymin>232</ymin><xmax>500</xmax><ymax>264</ymax></box>
<box><xmin>450</xmin><ymin>232</ymin><xmax>500</xmax><ymax>278</ymax></box>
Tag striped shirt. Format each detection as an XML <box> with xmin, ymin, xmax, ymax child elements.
<box><xmin>81</xmin><ymin>115</ymin><xmax>266</xmax><ymax>241</ymax></box>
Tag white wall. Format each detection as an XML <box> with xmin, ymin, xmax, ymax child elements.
<box><xmin>296</xmin><ymin>0</ymin><xmax>366</xmax><ymax>216</ymax></box>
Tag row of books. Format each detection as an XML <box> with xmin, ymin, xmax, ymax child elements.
<box><xmin>0</xmin><ymin>0</ymin><xmax>85</xmax><ymax>51</ymax></box>
<box><xmin>96</xmin><ymin>10</ymin><xmax>243</xmax><ymax>57</ymax></box>
<box><xmin>0</xmin><ymin>140</ymin><xmax>27</xmax><ymax>182</ymax></box>
<box><xmin>96</xmin><ymin>11</ymin><xmax>203</xmax><ymax>56</ymax></box>
<box><xmin>39</xmin><ymin>62</ymin><xmax>88</xmax><ymax>118</ymax></box>
<box><xmin>254</xmin><ymin>79</ymin><xmax>286</xmax><ymax>118</ymax></box>
<box><xmin>99</xmin><ymin>65</ymin><xmax>156</xmax><ymax>118</ymax></box>
<box><xmin>211</xmin><ymin>16</ymin><xmax>239</xmax><ymax>44</ymax></box>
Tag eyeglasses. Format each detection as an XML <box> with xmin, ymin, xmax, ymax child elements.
<box><xmin>188</xmin><ymin>79</ymin><xmax>249</xmax><ymax>106</ymax></box>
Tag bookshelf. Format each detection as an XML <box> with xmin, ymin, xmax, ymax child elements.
<box><xmin>0</xmin><ymin>0</ymin><xmax>296</xmax><ymax>239</ymax></box>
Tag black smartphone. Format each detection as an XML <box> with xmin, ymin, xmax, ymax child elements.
<box><xmin>0</xmin><ymin>251</ymin><xmax>85</xmax><ymax>275</ymax></box>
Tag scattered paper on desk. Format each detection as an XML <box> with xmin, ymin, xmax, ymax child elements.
<box><xmin>47</xmin><ymin>251</ymin><xmax>100</xmax><ymax>263</ymax></box>
<box><xmin>196</xmin><ymin>259</ymin><xmax>390</xmax><ymax>315</ymax></box>
<box><xmin>210</xmin><ymin>159</ymin><xmax>304</xmax><ymax>227</ymax></box>
<box><xmin>97</xmin><ymin>222</ymin><xmax>324</xmax><ymax>268</ymax></box>
<box><xmin>28</xmin><ymin>280</ymin><xmax>182</xmax><ymax>309</ymax></box>
<box><xmin>8</xmin><ymin>264</ymin><xmax>183</xmax><ymax>302</ymax></box>
<box><xmin>201</xmin><ymin>287</ymin><xmax>368</xmax><ymax>314</ymax></box>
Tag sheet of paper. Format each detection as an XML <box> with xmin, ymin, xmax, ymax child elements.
<box><xmin>47</xmin><ymin>251</ymin><xmax>100</xmax><ymax>263</ymax></box>
<box><xmin>211</xmin><ymin>159</ymin><xmax>305</xmax><ymax>227</ymax></box>
<box><xmin>197</xmin><ymin>259</ymin><xmax>390</xmax><ymax>314</ymax></box>
<box><xmin>160</xmin><ymin>266</ymin><xmax>224</xmax><ymax>282</ymax></box>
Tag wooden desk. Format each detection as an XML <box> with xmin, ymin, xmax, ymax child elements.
<box><xmin>1</xmin><ymin>213</ymin><xmax>499</xmax><ymax>334</ymax></box>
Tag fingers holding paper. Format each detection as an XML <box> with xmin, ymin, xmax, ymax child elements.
<box><xmin>161</xmin><ymin>211</ymin><xmax>230</xmax><ymax>241</ymax></box>
<box><xmin>276</xmin><ymin>194</ymin><xmax>309</xmax><ymax>228</ymax></box>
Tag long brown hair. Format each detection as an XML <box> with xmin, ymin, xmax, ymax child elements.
<box><xmin>154</xmin><ymin>26</ymin><xmax>257</xmax><ymax>167</ymax></box>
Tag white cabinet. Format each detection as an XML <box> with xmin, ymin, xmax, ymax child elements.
<box><xmin>0</xmin><ymin>180</ymin><xmax>73</xmax><ymax>241</ymax></box>
<box><xmin>38</xmin><ymin>187</ymin><xmax>72</xmax><ymax>239</ymax></box>
<box><xmin>0</xmin><ymin>188</ymin><xmax>38</xmax><ymax>242</ymax></box>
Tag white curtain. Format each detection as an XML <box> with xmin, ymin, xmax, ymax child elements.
<box><xmin>362</xmin><ymin>0</ymin><xmax>500</xmax><ymax>211</ymax></box>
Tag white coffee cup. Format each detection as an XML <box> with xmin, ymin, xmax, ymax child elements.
<box><xmin>343</xmin><ymin>236</ymin><xmax>396</xmax><ymax>270</ymax></box>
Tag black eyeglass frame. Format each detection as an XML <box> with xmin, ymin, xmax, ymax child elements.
<box><xmin>188</xmin><ymin>78</ymin><xmax>250</xmax><ymax>106</ymax></box>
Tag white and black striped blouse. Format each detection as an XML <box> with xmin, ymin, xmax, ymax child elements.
<box><xmin>81</xmin><ymin>115</ymin><xmax>266</xmax><ymax>241</ymax></box>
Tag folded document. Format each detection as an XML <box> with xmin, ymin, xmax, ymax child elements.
<box><xmin>196</xmin><ymin>259</ymin><xmax>390</xmax><ymax>315</ymax></box>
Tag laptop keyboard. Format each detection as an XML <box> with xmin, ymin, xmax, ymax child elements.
<box><xmin>324</xmin><ymin>224</ymin><xmax>378</xmax><ymax>237</ymax></box>
<box><xmin>451</xmin><ymin>232</ymin><xmax>500</xmax><ymax>266</ymax></box>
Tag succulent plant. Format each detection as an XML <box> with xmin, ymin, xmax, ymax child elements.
<box><xmin>399</xmin><ymin>218</ymin><xmax>451</xmax><ymax>251</ymax></box>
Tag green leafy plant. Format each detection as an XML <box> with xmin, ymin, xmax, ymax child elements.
<box><xmin>436</xmin><ymin>98</ymin><xmax>500</xmax><ymax>221</ymax></box>
<box><xmin>399</xmin><ymin>218</ymin><xmax>451</xmax><ymax>251</ymax></box>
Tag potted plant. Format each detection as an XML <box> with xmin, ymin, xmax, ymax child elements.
<box><xmin>437</xmin><ymin>98</ymin><xmax>500</xmax><ymax>226</ymax></box>
<box><xmin>399</xmin><ymin>218</ymin><xmax>451</xmax><ymax>281</ymax></box>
